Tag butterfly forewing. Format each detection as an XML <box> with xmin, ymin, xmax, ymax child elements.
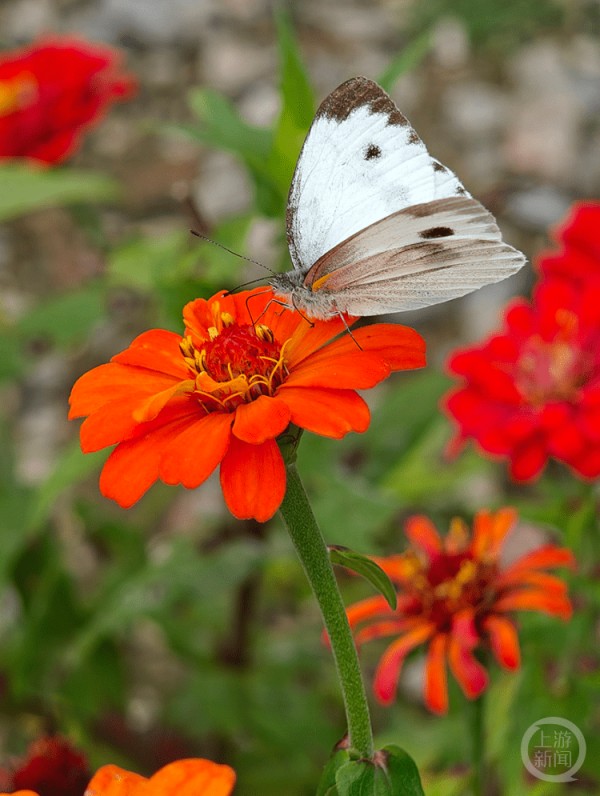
<box><xmin>286</xmin><ymin>77</ymin><xmax>467</xmax><ymax>273</ymax></box>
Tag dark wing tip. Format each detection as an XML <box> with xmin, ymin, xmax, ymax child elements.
<box><xmin>317</xmin><ymin>76</ymin><xmax>409</xmax><ymax>127</ymax></box>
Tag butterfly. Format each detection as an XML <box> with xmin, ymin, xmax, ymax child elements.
<box><xmin>269</xmin><ymin>76</ymin><xmax>525</xmax><ymax>319</ymax></box>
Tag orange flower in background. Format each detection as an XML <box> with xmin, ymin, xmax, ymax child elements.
<box><xmin>84</xmin><ymin>758</ymin><xmax>235</xmax><ymax>795</ymax></box>
<box><xmin>0</xmin><ymin>37</ymin><xmax>136</xmax><ymax>164</ymax></box>
<box><xmin>346</xmin><ymin>509</ymin><xmax>574</xmax><ymax>714</ymax></box>
<box><xmin>1</xmin><ymin>757</ymin><xmax>236</xmax><ymax>796</ymax></box>
<box><xmin>69</xmin><ymin>287</ymin><xmax>425</xmax><ymax>521</ymax></box>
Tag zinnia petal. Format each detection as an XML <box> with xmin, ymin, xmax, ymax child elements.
<box><xmin>99</xmin><ymin>416</ymin><xmax>196</xmax><ymax>507</ymax></box>
<box><xmin>112</xmin><ymin>330</ymin><xmax>189</xmax><ymax>378</ymax></box>
<box><xmin>278</xmin><ymin>386</ymin><xmax>370</xmax><ymax>437</ymax></box>
<box><xmin>483</xmin><ymin>615</ymin><xmax>520</xmax><ymax>670</ymax></box>
<box><xmin>69</xmin><ymin>362</ymin><xmax>180</xmax><ymax>419</ymax></box>
<box><xmin>220</xmin><ymin>437</ymin><xmax>286</xmax><ymax>522</ymax></box>
<box><xmin>345</xmin><ymin>595</ymin><xmax>393</xmax><ymax>629</ymax></box>
<box><xmin>494</xmin><ymin>588</ymin><xmax>573</xmax><ymax>619</ymax></box>
<box><xmin>338</xmin><ymin>323</ymin><xmax>426</xmax><ymax>370</ymax></box>
<box><xmin>499</xmin><ymin>546</ymin><xmax>575</xmax><ymax>579</ymax></box>
<box><xmin>232</xmin><ymin>395</ymin><xmax>291</xmax><ymax>444</ymax></box>
<box><xmin>424</xmin><ymin>633</ymin><xmax>449</xmax><ymax>714</ymax></box>
<box><xmin>159</xmin><ymin>412</ymin><xmax>233</xmax><ymax>488</ymax></box>
<box><xmin>447</xmin><ymin>636</ymin><xmax>488</xmax><ymax>700</ymax></box>
<box><xmin>148</xmin><ymin>758</ymin><xmax>236</xmax><ymax>796</ymax></box>
<box><xmin>84</xmin><ymin>765</ymin><xmax>145</xmax><ymax>795</ymax></box>
<box><xmin>404</xmin><ymin>516</ymin><xmax>442</xmax><ymax>558</ymax></box>
<box><xmin>373</xmin><ymin>622</ymin><xmax>435</xmax><ymax>705</ymax></box>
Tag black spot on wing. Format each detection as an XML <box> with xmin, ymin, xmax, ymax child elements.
<box><xmin>456</xmin><ymin>186</ymin><xmax>467</xmax><ymax>195</ymax></box>
<box><xmin>419</xmin><ymin>226</ymin><xmax>454</xmax><ymax>239</ymax></box>
<box><xmin>432</xmin><ymin>160</ymin><xmax>448</xmax><ymax>173</ymax></box>
<box><xmin>364</xmin><ymin>143</ymin><xmax>381</xmax><ymax>160</ymax></box>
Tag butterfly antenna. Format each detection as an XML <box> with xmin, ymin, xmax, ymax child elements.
<box><xmin>190</xmin><ymin>230</ymin><xmax>276</xmax><ymax>275</ymax></box>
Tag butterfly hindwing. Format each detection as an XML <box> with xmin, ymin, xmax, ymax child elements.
<box><xmin>303</xmin><ymin>196</ymin><xmax>525</xmax><ymax>314</ymax></box>
<box><xmin>286</xmin><ymin>77</ymin><xmax>467</xmax><ymax>273</ymax></box>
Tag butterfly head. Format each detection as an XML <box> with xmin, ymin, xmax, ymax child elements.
<box><xmin>269</xmin><ymin>270</ymin><xmax>339</xmax><ymax>320</ymax></box>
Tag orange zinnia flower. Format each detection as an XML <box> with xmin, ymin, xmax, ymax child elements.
<box><xmin>84</xmin><ymin>759</ymin><xmax>235</xmax><ymax>795</ymax></box>
<box><xmin>1</xmin><ymin>757</ymin><xmax>236</xmax><ymax>796</ymax></box>
<box><xmin>346</xmin><ymin>509</ymin><xmax>575</xmax><ymax>714</ymax></box>
<box><xmin>69</xmin><ymin>287</ymin><xmax>425</xmax><ymax>521</ymax></box>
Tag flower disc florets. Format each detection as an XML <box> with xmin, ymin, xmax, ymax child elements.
<box><xmin>180</xmin><ymin>319</ymin><xmax>288</xmax><ymax>411</ymax></box>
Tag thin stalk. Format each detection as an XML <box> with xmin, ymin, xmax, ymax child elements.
<box><xmin>278</xmin><ymin>461</ymin><xmax>374</xmax><ymax>758</ymax></box>
<box><xmin>470</xmin><ymin>693</ymin><xmax>485</xmax><ymax>796</ymax></box>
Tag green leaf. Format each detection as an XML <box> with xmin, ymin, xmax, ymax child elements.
<box><xmin>275</xmin><ymin>9</ymin><xmax>315</xmax><ymax>131</ymax></box>
<box><xmin>379</xmin><ymin>745</ymin><xmax>425</xmax><ymax>795</ymax></box>
<box><xmin>377</xmin><ymin>32</ymin><xmax>432</xmax><ymax>93</ymax></box>
<box><xmin>334</xmin><ymin>747</ymin><xmax>424</xmax><ymax>796</ymax></box>
<box><xmin>0</xmin><ymin>164</ymin><xmax>118</xmax><ymax>221</ymax></box>
<box><xmin>329</xmin><ymin>546</ymin><xmax>397</xmax><ymax>610</ymax></box>
<box><xmin>264</xmin><ymin>10</ymin><xmax>316</xmax><ymax>203</ymax></box>
<box><xmin>317</xmin><ymin>747</ymin><xmax>352</xmax><ymax>796</ymax></box>
<box><xmin>186</xmin><ymin>89</ymin><xmax>272</xmax><ymax>165</ymax></box>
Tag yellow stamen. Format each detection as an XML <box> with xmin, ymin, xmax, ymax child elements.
<box><xmin>255</xmin><ymin>324</ymin><xmax>274</xmax><ymax>343</ymax></box>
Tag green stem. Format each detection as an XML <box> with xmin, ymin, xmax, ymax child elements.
<box><xmin>278</xmin><ymin>461</ymin><xmax>374</xmax><ymax>758</ymax></box>
<box><xmin>470</xmin><ymin>693</ymin><xmax>485</xmax><ymax>796</ymax></box>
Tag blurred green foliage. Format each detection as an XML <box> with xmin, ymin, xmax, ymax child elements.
<box><xmin>409</xmin><ymin>0</ymin><xmax>565</xmax><ymax>53</ymax></box>
<box><xmin>0</xmin><ymin>9</ymin><xmax>598</xmax><ymax>796</ymax></box>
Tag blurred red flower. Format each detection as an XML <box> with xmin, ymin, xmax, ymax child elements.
<box><xmin>0</xmin><ymin>37</ymin><xmax>136</xmax><ymax>164</ymax></box>
<box><xmin>445</xmin><ymin>248</ymin><xmax>600</xmax><ymax>480</ymax></box>
<box><xmin>69</xmin><ymin>288</ymin><xmax>425</xmax><ymax>521</ymax></box>
<box><xmin>1</xmin><ymin>757</ymin><xmax>235</xmax><ymax>796</ymax></box>
<box><xmin>537</xmin><ymin>201</ymin><xmax>600</xmax><ymax>288</ymax></box>
<box><xmin>346</xmin><ymin>509</ymin><xmax>574</xmax><ymax>714</ymax></box>
<box><xmin>0</xmin><ymin>736</ymin><xmax>89</xmax><ymax>796</ymax></box>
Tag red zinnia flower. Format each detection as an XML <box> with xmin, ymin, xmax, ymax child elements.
<box><xmin>0</xmin><ymin>37</ymin><xmax>136</xmax><ymax>164</ymax></box>
<box><xmin>444</xmin><ymin>275</ymin><xmax>600</xmax><ymax>480</ymax></box>
<box><xmin>346</xmin><ymin>509</ymin><xmax>574</xmax><ymax>714</ymax></box>
<box><xmin>537</xmin><ymin>201</ymin><xmax>600</xmax><ymax>289</ymax></box>
<box><xmin>69</xmin><ymin>288</ymin><xmax>425</xmax><ymax>521</ymax></box>
<box><xmin>0</xmin><ymin>736</ymin><xmax>90</xmax><ymax>796</ymax></box>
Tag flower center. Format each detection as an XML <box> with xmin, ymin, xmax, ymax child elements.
<box><xmin>0</xmin><ymin>73</ymin><xmax>38</xmax><ymax>116</ymax></box>
<box><xmin>406</xmin><ymin>551</ymin><xmax>496</xmax><ymax>632</ymax></box>
<box><xmin>514</xmin><ymin>310</ymin><xmax>594</xmax><ymax>406</ymax></box>
<box><xmin>179</xmin><ymin>319</ymin><xmax>288</xmax><ymax>412</ymax></box>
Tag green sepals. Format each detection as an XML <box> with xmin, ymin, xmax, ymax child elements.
<box><xmin>333</xmin><ymin>746</ymin><xmax>425</xmax><ymax>795</ymax></box>
<box><xmin>329</xmin><ymin>546</ymin><xmax>397</xmax><ymax>610</ymax></box>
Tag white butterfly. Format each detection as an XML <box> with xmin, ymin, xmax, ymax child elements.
<box><xmin>269</xmin><ymin>76</ymin><xmax>525</xmax><ymax>319</ymax></box>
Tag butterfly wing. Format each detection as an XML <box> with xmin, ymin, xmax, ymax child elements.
<box><xmin>303</xmin><ymin>196</ymin><xmax>525</xmax><ymax>314</ymax></box>
<box><xmin>286</xmin><ymin>76</ymin><xmax>467</xmax><ymax>273</ymax></box>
